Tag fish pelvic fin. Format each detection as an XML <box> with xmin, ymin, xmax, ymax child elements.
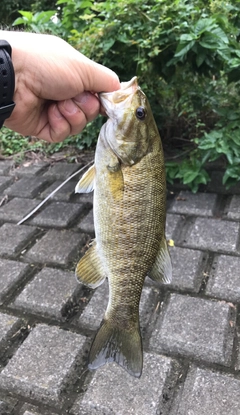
<box><xmin>88</xmin><ymin>319</ymin><xmax>143</xmax><ymax>378</ymax></box>
<box><xmin>75</xmin><ymin>241</ymin><xmax>106</xmax><ymax>289</ymax></box>
<box><xmin>149</xmin><ymin>237</ymin><xmax>172</xmax><ymax>284</ymax></box>
<box><xmin>75</xmin><ymin>164</ymin><xmax>95</xmax><ymax>193</ymax></box>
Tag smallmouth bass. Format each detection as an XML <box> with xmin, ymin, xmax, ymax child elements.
<box><xmin>75</xmin><ymin>76</ymin><xmax>172</xmax><ymax>378</ymax></box>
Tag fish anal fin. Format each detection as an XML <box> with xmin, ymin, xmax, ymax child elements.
<box><xmin>75</xmin><ymin>164</ymin><xmax>95</xmax><ymax>193</ymax></box>
<box><xmin>88</xmin><ymin>319</ymin><xmax>143</xmax><ymax>378</ymax></box>
<box><xmin>149</xmin><ymin>237</ymin><xmax>172</xmax><ymax>284</ymax></box>
<box><xmin>75</xmin><ymin>241</ymin><xmax>106</xmax><ymax>289</ymax></box>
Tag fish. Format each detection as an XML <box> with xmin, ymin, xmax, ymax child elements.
<box><xmin>75</xmin><ymin>76</ymin><xmax>172</xmax><ymax>378</ymax></box>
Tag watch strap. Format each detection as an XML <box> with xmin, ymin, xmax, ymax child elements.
<box><xmin>0</xmin><ymin>40</ymin><xmax>15</xmax><ymax>128</ymax></box>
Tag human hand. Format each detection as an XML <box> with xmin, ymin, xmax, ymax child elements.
<box><xmin>0</xmin><ymin>31</ymin><xmax>120</xmax><ymax>142</ymax></box>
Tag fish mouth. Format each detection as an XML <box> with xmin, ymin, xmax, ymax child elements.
<box><xmin>119</xmin><ymin>76</ymin><xmax>138</xmax><ymax>91</ymax></box>
<box><xmin>100</xmin><ymin>76</ymin><xmax>139</xmax><ymax>115</ymax></box>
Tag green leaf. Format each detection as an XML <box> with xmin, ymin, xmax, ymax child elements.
<box><xmin>18</xmin><ymin>10</ymin><xmax>33</xmax><ymax>19</ymax></box>
<box><xmin>102</xmin><ymin>38</ymin><xmax>115</xmax><ymax>52</ymax></box>
<box><xmin>199</xmin><ymin>37</ymin><xmax>219</xmax><ymax>49</ymax></box>
<box><xmin>174</xmin><ymin>40</ymin><xmax>195</xmax><ymax>58</ymax></box>
<box><xmin>79</xmin><ymin>13</ymin><xmax>96</xmax><ymax>20</ymax></box>
<box><xmin>194</xmin><ymin>18</ymin><xmax>216</xmax><ymax>36</ymax></box>
<box><xmin>196</xmin><ymin>52</ymin><xmax>206</xmax><ymax>67</ymax></box>
<box><xmin>211</xmin><ymin>27</ymin><xmax>229</xmax><ymax>44</ymax></box>
<box><xmin>12</xmin><ymin>17</ymin><xmax>27</xmax><ymax>26</ymax></box>
<box><xmin>182</xmin><ymin>170</ymin><xmax>199</xmax><ymax>184</ymax></box>
<box><xmin>179</xmin><ymin>33</ymin><xmax>196</xmax><ymax>41</ymax></box>
<box><xmin>223</xmin><ymin>165</ymin><xmax>240</xmax><ymax>185</ymax></box>
<box><xmin>228</xmin><ymin>68</ymin><xmax>240</xmax><ymax>83</ymax></box>
<box><xmin>30</xmin><ymin>23</ymin><xmax>42</xmax><ymax>33</ymax></box>
<box><xmin>226</xmin><ymin>152</ymin><xmax>234</xmax><ymax>165</ymax></box>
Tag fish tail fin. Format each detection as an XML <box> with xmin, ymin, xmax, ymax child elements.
<box><xmin>88</xmin><ymin>319</ymin><xmax>143</xmax><ymax>378</ymax></box>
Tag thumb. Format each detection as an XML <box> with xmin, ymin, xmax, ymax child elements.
<box><xmin>78</xmin><ymin>55</ymin><xmax>121</xmax><ymax>93</ymax></box>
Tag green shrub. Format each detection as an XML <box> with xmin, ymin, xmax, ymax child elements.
<box><xmin>10</xmin><ymin>0</ymin><xmax>240</xmax><ymax>191</ymax></box>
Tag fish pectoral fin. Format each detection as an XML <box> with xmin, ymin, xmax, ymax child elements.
<box><xmin>75</xmin><ymin>241</ymin><xmax>106</xmax><ymax>289</ymax></box>
<box><xmin>88</xmin><ymin>319</ymin><xmax>143</xmax><ymax>378</ymax></box>
<box><xmin>149</xmin><ymin>237</ymin><xmax>172</xmax><ymax>284</ymax></box>
<box><xmin>75</xmin><ymin>164</ymin><xmax>95</xmax><ymax>193</ymax></box>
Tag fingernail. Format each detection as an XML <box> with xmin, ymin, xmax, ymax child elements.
<box><xmin>74</xmin><ymin>92</ymin><xmax>92</xmax><ymax>105</ymax></box>
<box><xmin>63</xmin><ymin>99</ymin><xmax>78</xmax><ymax>114</ymax></box>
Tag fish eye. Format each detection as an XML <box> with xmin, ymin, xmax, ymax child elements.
<box><xmin>136</xmin><ymin>106</ymin><xmax>146</xmax><ymax>121</ymax></box>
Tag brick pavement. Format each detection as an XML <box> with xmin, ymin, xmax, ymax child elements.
<box><xmin>0</xmin><ymin>160</ymin><xmax>240</xmax><ymax>414</ymax></box>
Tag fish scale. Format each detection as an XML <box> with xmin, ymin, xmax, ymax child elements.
<box><xmin>75</xmin><ymin>76</ymin><xmax>172</xmax><ymax>377</ymax></box>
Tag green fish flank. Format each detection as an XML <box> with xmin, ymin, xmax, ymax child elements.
<box><xmin>75</xmin><ymin>76</ymin><xmax>172</xmax><ymax>378</ymax></box>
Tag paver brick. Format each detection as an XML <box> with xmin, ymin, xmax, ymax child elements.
<box><xmin>40</xmin><ymin>179</ymin><xmax>77</xmax><ymax>201</ymax></box>
<box><xmin>167</xmin><ymin>247</ymin><xmax>205</xmax><ymax>292</ymax></box>
<box><xmin>77</xmin><ymin>209</ymin><xmax>94</xmax><ymax>235</ymax></box>
<box><xmin>0</xmin><ymin>259</ymin><xmax>29</xmax><ymax>304</ymax></box>
<box><xmin>183</xmin><ymin>217</ymin><xmax>239</xmax><ymax>253</ymax></box>
<box><xmin>227</xmin><ymin>195</ymin><xmax>240</xmax><ymax>220</ymax></box>
<box><xmin>73</xmin><ymin>192</ymin><xmax>93</xmax><ymax>206</ymax></box>
<box><xmin>20</xmin><ymin>404</ymin><xmax>57</xmax><ymax>415</ymax></box>
<box><xmin>0</xmin><ymin>312</ymin><xmax>21</xmax><ymax>344</ymax></box>
<box><xmin>79</xmin><ymin>282</ymin><xmax>156</xmax><ymax>332</ymax></box>
<box><xmin>0</xmin><ymin>324</ymin><xmax>86</xmax><ymax>405</ymax></box>
<box><xmin>30</xmin><ymin>201</ymin><xmax>85</xmax><ymax>228</ymax></box>
<box><xmin>24</xmin><ymin>229</ymin><xmax>86</xmax><ymax>266</ymax></box>
<box><xmin>236</xmin><ymin>341</ymin><xmax>240</xmax><ymax>370</ymax></box>
<box><xmin>206</xmin><ymin>254</ymin><xmax>240</xmax><ymax>302</ymax></box>
<box><xmin>0</xmin><ymin>395</ymin><xmax>18</xmax><ymax>415</ymax></box>
<box><xmin>10</xmin><ymin>161</ymin><xmax>49</xmax><ymax>178</ymax></box>
<box><xmin>43</xmin><ymin>163</ymin><xmax>80</xmax><ymax>180</ymax></box>
<box><xmin>176</xmin><ymin>366</ymin><xmax>240</xmax><ymax>415</ymax></box>
<box><xmin>207</xmin><ymin>171</ymin><xmax>240</xmax><ymax>194</ymax></box>
<box><xmin>1</xmin><ymin>159</ymin><xmax>240</xmax><ymax>414</ymax></box>
<box><xmin>13</xmin><ymin>267</ymin><xmax>79</xmax><ymax>320</ymax></box>
<box><xmin>165</xmin><ymin>214</ymin><xmax>182</xmax><ymax>241</ymax></box>
<box><xmin>0</xmin><ymin>176</ymin><xmax>13</xmax><ymax>193</ymax></box>
<box><xmin>169</xmin><ymin>191</ymin><xmax>217</xmax><ymax>216</ymax></box>
<box><xmin>0</xmin><ymin>312</ymin><xmax>22</xmax><ymax>360</ymax></box>
<box><xmin>0</xmin><ymin>223</ymin><xmax>38</xmax><ymax>258</ymax></box>
<box><xmin>150</xmin><ymin>293</ymin><xmax>235</xmax><ymax>366</ymax></box>
<box><xmin>4</xmin><ymin>177</ymin><xmax>49</xmax><ymax>198</ymax></box>
<box><xmin>0</xmin><ymin>161</ymin><xmax>14</xmax><ymax>176</ymax></box>
<box><xmin>0</xmin><ymin>197</ymin><xmax>40</xmax><ymax>223</ymax></box>
<box><xmin>72</xmin><ymin>353</ymin><xmax>173</xmax><ymax>415</ymax></box>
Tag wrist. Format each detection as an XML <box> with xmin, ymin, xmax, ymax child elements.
<box><xmin>0</xmin><ymin>31</ymin><xmax>27</xmax><ymax>84</ymax></box>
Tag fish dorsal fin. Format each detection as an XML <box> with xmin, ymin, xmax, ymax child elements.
<box><xmin>75</xmin><ymin>164</ymin><xmax>95</xmax><ymax>193</ymax></box>
<box><xmin>88</xmin><ymin>318</ymin><xmax>143</xmax><ymax>378</ymax></box>
<box><xmin>148</xmin><ymin>237</ymin><xmax>172</xmax><ymax>284</ymax></box>
<box><xmin>75</xmin><ymin>240</ymin><xmax>106</xmax><ymax>288</ymax></box>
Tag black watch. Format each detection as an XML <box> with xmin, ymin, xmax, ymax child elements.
<box><xmin>0</xmin><ymin>40</ymin><xmax>15</xmax><ymax>128</ymax></box>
